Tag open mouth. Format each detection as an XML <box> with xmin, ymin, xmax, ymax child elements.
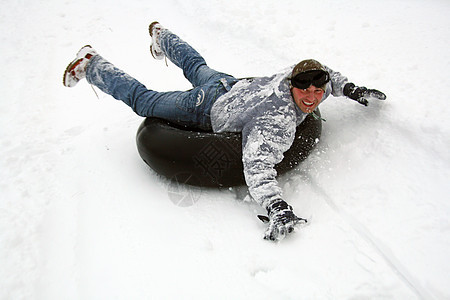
<box><xmin>302</xmin><ymin>100</ymin><xmax>315</xmax><ymax>107</ymax></box>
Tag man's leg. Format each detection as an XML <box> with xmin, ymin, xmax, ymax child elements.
<box><xmin>159</xmin><ymin>28</ymin><xmax>232</xmax><ymax>87</ymax></box>
<box><xmin>85</xmin><ymin>55</ymin><xmax>213</xmax><ymax>130</ymax></box>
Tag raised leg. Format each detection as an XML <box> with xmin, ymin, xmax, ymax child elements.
<box><xmin>85</xmin><ymin>55</ymin><xmax>215</xmax><ymax>130</ymax></box>
<box><xmin>159</xmin><ymin>29</ymin><xmax>231</xmax><ymax>87</ymax></box>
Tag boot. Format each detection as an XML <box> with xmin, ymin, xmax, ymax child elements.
<box><xmin>149</xmin><ymin>21</ymin><xmax>164</xmax><ymax>60</ymax></box>
<box><xmin>63</xmin><ymin>45</ymin><xmax>97</xmax><ymax>87</ymax></box>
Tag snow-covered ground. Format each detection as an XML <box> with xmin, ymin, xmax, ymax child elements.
<box><xmin>1</xmin><ymin>0</ymin><xmax>449</xmax><ymax>299</ymax></box>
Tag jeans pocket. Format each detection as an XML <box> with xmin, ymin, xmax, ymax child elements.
<box><xmin>175</xmin><ymin>88</ymin><xmax>205</xmax><ymax>113</ymax></box>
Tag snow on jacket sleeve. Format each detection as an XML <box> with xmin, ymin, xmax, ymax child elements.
<box><xmin>241</xmin><ymin>110</ymin><xmax>297</xmax><ymax>209</ymax></box>
<box><xmin>324</xmin><ymin>65</ymin><xmax>349</xmax><ymax>97</ymax></box>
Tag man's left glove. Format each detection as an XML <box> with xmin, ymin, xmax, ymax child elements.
<box><xmin>343</xmin><ymin>82</ymin><xmax>386</xmax><ymax>106</ymax></box>
<box><xmin>262</xmin><ymin>199</ymin><xmax>307</xmax><ymax>242</ymax></box>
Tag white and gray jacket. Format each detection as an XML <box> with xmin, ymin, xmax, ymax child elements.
<box><xmin>210</xmin><ymin>65</ymin><xmax>348</xmax><ymax>209</ymax></box>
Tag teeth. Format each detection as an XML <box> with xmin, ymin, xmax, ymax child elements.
<box><xmin>303</xmin><ymin>101</ymin><xmax>314</xmax><ymax>106</ymax></box>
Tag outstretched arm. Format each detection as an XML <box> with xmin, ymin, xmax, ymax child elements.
<box><xmin>241</xmin><ymin>115</ymin><xmax>306</xmax><ymax>241</ymax></box>
<box><xmin>324</xmin><ymin>65</ymin><xmax>386</xmax><ymax>104</ymax></box>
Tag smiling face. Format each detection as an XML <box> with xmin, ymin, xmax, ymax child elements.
<box><xmin>291</xmin><ymin>86</ymin><xmax>324</xmax><ymax>113</ymax></box>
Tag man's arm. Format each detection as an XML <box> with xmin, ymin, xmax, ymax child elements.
<box><xmin>241</xmin><ymin>115</ymin><xmax>306</xmax><ymax>241</ymax></box>
<box><xmin>324</xmin><ymin>65</ymin><xmax>386</xmax><ymax>103</ymax></box>
<box><xmin>324</xmin><ymin>66</ymin><xmax>349</xmax><ymax>97</ymax></box>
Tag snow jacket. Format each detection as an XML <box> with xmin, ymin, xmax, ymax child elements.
<box><xmin>210</xmin><ymin>65</ymin><xmax>349</xmax><ymax>209</ymax></box>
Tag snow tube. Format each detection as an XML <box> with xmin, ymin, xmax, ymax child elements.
<box><xmin>136</xmin><ymin>109</ymin><xmax>322</xmax><ymax>187</ymax></box>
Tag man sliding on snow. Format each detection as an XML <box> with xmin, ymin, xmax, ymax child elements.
<box><xmin>63</xmin><ymin>22</ymin><xmax>386</xmax><ymax>241</ymax></box>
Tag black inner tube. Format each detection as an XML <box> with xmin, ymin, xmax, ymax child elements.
<box><xmin>136</xmin><ymin>109</ymin><xmax>322</xmax><ymax>187</ymax></box>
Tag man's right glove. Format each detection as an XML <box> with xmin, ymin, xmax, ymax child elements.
<box><xmin>261</xmin><ymin>199</ymin><xmax>307</xmax><ymax>242</ymax></box>
<box><xmin>343</xmin><ymin>82</ymin><xmax>386</xmax><ymax>106</ymax></box>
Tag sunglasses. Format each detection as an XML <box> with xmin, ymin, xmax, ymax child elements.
<box><xmin>291</xmin><ymin>70</ymin><xmax>330</xmax><ymax>90</ymax></box>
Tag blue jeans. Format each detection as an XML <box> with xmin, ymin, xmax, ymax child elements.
<box><xmin>86</xmin><ymin>29</ymin><xmax>238</xmax><ymax>131</ymax></box>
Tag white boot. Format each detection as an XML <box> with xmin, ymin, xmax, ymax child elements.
<box><xmin>63</xmin><ymin>45</ymin><xmax>97</xmax><ymax>87</ymax></box>
<box><xmin>149</xmin><ymin>21</ymin><xmax>165</xmax><ymax>60</ymax></box>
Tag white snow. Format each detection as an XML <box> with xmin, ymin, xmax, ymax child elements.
<box><xmin>1</xmin><ymin>0</ymin><xmax>449</xmax><ymax>299</ymax></box>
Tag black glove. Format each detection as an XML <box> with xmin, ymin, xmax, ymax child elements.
<box><xmin>343</xmin><ymin>83</ymin><xmax>386</xmax><ymax>106</ymax></box>
<box><xmin>261</xmin><ymin>199</ymin><xmax>307</xmax><ymax>241</ymax></box>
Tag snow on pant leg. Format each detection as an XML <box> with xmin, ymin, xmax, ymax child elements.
<box><xmin>86</xmin><ymin>54</ymin><xmax>215</xmax><ymax>130</ymax></box>
<box><xmin>159</xmin><ymin>29</ymin><xmax>234</xmax><ymax>87</ymax></box>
